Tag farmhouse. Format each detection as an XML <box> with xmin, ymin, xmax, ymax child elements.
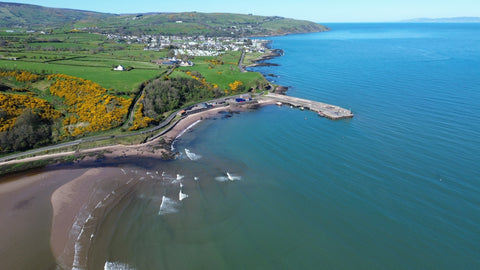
<box><xmin>113</xmin><ymin>65</ymin><xmax>126</xmax><ymax>71</ymax></box>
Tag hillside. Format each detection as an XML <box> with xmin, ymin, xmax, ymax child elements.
<box><xmin>0</xmin><ymin>2</ymin><xmax>328</xmax><ymax>37</ymax></box>
<box><xmin>81</xmin><ymin>12</ymin><xmax>329</xmax><ymax>37</ymax></box>
<box><xmin>0</xmin><ymin>2</ymin><xmax>114</xmax><ymax>27</ymax></box>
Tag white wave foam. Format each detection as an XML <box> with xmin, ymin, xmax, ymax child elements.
<box><xmin>215</xmin><ymin>172</ymin><xmax>242</xmax><ymax>182</ymax></box>
<box><xmin>171</xmin><ymin>119</ymin><xmax>203</xmax><ymax>150</ymax></box>
<box><xmin>72</xmin><ymin>226</ymin><xmax>86</xmax><ymax>270</ymax></box>
<box><xmin>158</xmin><ymin>196</ymin><xmax>179</xmax><ymax>215</ymax></box>
<box><xmin>179</xmin><ymin>183</ymin><xmax>188</xmax><ymax>201</ymax></box>
<box><xmin>185</xmin><ymin>148</ymin><xmax>202</xmax><ymax>160</ymax></box>
<box><xmin>104</xmin><ymin>261</ymin><xmax>136</xmax><ymax>270</ymax></box>
<box><xmin>179</xmin><ymin>190</ymin><xmax>189</xmax><ymax>201</ymax></box>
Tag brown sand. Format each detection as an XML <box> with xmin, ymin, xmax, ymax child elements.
<box><xmin>0</xmin><ymin>168</ymin><xmax>91</xmax><ymax>270</ymax></box>
<box><xmin>50</xmin><ymin>168</ymin><xmax>103</xmax><ymax>260</ymax></box>
<box><xmin>50</xmin><ymin>167</ymin><xmax>126</xmax><ymax>269</ymax></box>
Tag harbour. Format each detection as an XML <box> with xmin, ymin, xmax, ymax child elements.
<box><xmin>264</xmin><ymin>93</ymin><xmax>354</xmax><ymax>119</ymax></box>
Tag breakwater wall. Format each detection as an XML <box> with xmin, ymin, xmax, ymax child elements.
<box><xmin>265</xmin><ymin>93</ymin><xmax>353</xmax><ymax>120</ymax></box>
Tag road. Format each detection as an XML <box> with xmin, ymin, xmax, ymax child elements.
<box><xmin>238</xmin><ymin>50</ymin><xmax>247</xmax><ymax>73</ymax></box>
<box><xmin>0</xmin><ymin>95</ymin><xmax>244</xmax><ymax>163</ymax></box>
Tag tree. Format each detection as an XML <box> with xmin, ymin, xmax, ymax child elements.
<box><xmin>0</xmin><ymin>109</ymin><xmax>52</xmax><ymax>153</ymax></box>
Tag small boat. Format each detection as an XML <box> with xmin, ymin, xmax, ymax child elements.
<box><xmin>300</xmin><ymin>106</ymin><xmax>304</xmax><ymax>110</ymax></box>
<box><xmin>276</xmin><ymin>102</ymin><xmax>282</xmax><ymax>106</ymax></box>
<box><xmin>318</xmin><ymin>111</ymin><xmax>325</xmax><ymax>117</ymax></box>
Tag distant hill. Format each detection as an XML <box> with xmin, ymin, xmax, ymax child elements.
<box><xmin>0</xmin><ymin>2</ymin><xmax>114</xmax><ymax>27</ymax></box>
<box><xmin>0</xmin><ymin>2</ymin><xmax>328</xmax><ymax>36</ymax></box>
<box><xmin>403</xmin><ymin>17</ymin><xmax>480</xmax><ymax>23</ymax></box>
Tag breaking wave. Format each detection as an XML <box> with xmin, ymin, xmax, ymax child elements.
<box><xmin>104</xmin><ymin>261</ymin><xmax>136</xmax><ymax>270</ymax></box>
<box><xmin>215</xmin><ymin>172</ymin><xmax>242</xmax><ymax>182</ymax></box>
<box><xmin>171</xmin><ymin>119</ymin><xmax>203</xmax><ymax>151</ymax></box>
<box><xmin>185</xmin><ymin>148</ymin><xmax>202</xmax><ymax>160</ymax></box>
<box><xmin>179</xmin><ymin>190</ymin><xmax>189</xmax><ymax>201</ymax></box>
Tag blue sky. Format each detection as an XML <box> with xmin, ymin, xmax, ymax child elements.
<box><xmin>5</xmin><ymin>0</ymin><xmax>480</xmax><ymax>22</ymax></box>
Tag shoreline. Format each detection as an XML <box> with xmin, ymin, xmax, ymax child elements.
<box><xmin>0</xmin><ymin>99</ymin><xmax>275</xmax><ymax>171</ymax></box>
<box><xmin>47</xmin><ymin>100</ymin><xmax>275</xmax><ymax>269</ymax></box>
<box><xmin>2</xmin><ymin>98</ymin><xmax>282</xmax><ymax>269</ymax></box>
<box><xmin>50</xmin><ymin>167</ymin><xmax>134</xmax><ymax>269</ymax></box>
<box><xmin>0</xmin><ymin>37</ymin><xmax>283</xmax><ymax>269</ymax></box>
<box><xmin>0</xmin><ymin>37</ymin><xmax>285</xmax><ymax>173</ymax></box>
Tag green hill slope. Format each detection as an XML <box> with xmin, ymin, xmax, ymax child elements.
<box><xmin>0</xmin><ymin>2</ymin><xmax>328</xmax><ymax>36</ymax></box>
<box><xmin>85</xmin><ymin>12</ymin><xmax>328</xmax><ymax>36</ymax></box>
<box><xmin>0</xmin><ymin>2</ymin><xmax>114</xmax><ymax>27</ymax></box>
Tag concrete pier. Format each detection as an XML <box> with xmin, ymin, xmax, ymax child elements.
<box><xmin>265</xmin><ymin>93</ymin><xmax>354</xmax><ymax>120</ymax></box>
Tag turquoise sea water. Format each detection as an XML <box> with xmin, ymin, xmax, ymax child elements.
<box><xmin>85</xmin><ymin>24</ymin><xmax>480</xmax><ymax>269</ymax></box>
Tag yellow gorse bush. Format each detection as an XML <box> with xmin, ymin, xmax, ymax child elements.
<box><xmin>228</xmin><ymin>80</ymin><xmax>243</xmax><ymax>92</ymax></box>
<box><xmin>48</xmin><ymin>74</ymin><xmax>131</xmax><ymax>136</ymax></box>
<box><xmin>129</xmin><ymin>101</ymin><xmax>154</xmax><ymax>131</ymax></box>
<box><xmin>0</xmin><ymin>93</ymin><xmax>61</xmax><ymax>132</ymax></box>
<box><xmin>0</xmin><ymin>70</ymin><xmax>41</xmax><ymax>82</ymax></box>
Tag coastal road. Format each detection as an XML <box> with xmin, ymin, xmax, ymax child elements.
<box><xmin>238</xmin><ymin>50</ymin><xmax>247</xmax><ymax>73</ymax></box>
<box><xmin>0</xmin><ymin>95</ymin><xmax>245</xmax><ymax>163</ymax></box>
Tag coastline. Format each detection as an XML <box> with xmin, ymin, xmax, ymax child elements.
<box><xmin>50</xmin><ymin>167</ymin><xmax>133</xmax><ymax>269</ymax></box>
<box><xmin>0</xmin><ymin>99</ymin><xmax>276</xmax><ymax>170</ymax></box>
<box><xmin>47</xmin><ymin>100</ymin><xmax>274</xmax><ymax>269</ymax></box>
<box><xmin>0</xmin><ymin>42</ymin><xmax>281</xmax><ymax>269</ymax></box>
<box><xmin>0</xmin><ymin>36</ymin><xmax>285</xmax><ymax>173</ymax></box>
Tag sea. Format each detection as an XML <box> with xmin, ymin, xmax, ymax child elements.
<box><xmin>5</xmin><ymin>23</ymin><xmax>480</xmax><ymax>270</ymax></box>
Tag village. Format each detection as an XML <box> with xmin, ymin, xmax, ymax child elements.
<box><xmin>105</xmin><ymin>33</ymin><xmax>269</xmax><ymax>56</ymax></box>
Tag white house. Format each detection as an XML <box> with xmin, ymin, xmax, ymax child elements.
<box><xmin>113</xmin><ymin>65</ymin><xmax>126</xmax><ymax>71</ymax></box>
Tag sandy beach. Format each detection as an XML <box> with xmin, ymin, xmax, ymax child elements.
<box><xmin>50</xmin><ymin>167</ymin><xmax>130</xmax><ymax>269</ymax></box>
<box><xmin>0</xmin><ymin>168</ymin><xmax>92</xmax><ymax>270</ymax></box>
<box><xmin>0</xmin><ymin>99</ymin><xmax>275</xmax><ymax>269</ymax></box>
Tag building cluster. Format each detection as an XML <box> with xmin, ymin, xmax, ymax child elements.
<box><xmin>105</xmin><ymin>34</ymin><xmax>269</xmax><ymax>56</ymax></box>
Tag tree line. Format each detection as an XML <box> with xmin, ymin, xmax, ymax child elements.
<box><xmin>141</xmin><ymin>75</ymin><xmax>224</xmax><ymax>120</ymax></box>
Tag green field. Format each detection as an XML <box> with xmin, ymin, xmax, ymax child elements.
<box><xmin>0</xmin><ymin>59</ymin><xmax>162</xmax><ymax>93</ymax></box>
<box><xmin>178</xmin><ymin>53</ymin><xmax>265</xmax><ymax>90</ymax></box>
<box><xmin>1</xmin><ymin>29</ymin><xmax>269</xmax><ymax>94</ymax></box>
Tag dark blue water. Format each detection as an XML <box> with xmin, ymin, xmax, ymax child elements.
<box><xmin>92</xmin><ymin>24</ymin><xmax>480</xmax><ymax>270</ymax></box>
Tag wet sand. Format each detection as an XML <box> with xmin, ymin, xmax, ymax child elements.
<box><xmin>51</xmin><ymin>167</ymin><xmax>128</xmax><ymax>269</ymax></box>
<box><xmin>0</xmin><ymin>168</ymin><xmax>91</xmax><ymax>270</ymax></box>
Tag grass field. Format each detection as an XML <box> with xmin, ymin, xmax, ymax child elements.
<box><xmin>178</xmin><ymin>52</ymin><xmax>265</xmax><ymax>90</ymax></box>
<box><xmin>1</xmin><ymin>29</ymin><xmax>271</xmax><ymax>93</ymax></box>
<box><xmin>0</xmin><ymin>59</ymin><xmax>162</xmax><ymax>93</ymax></box>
